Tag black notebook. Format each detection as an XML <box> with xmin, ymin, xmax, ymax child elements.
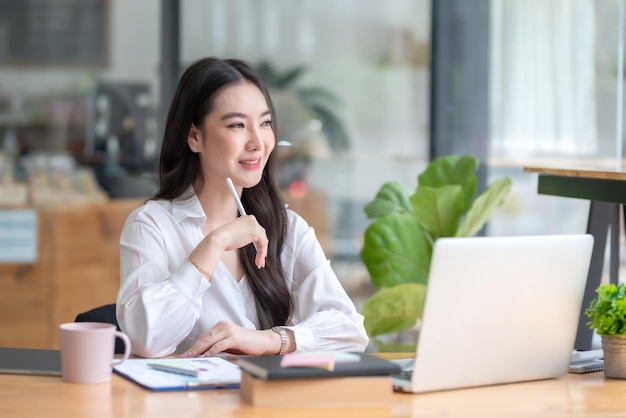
<box><xmin>0</xmin><ymin>347</ymin><xmax>61</xmax><ymax>376</ymax></box>
<box><xmin>237</xmin><ymin>352</ymin><xmax>401</xmax><ymax>380</ymax></box>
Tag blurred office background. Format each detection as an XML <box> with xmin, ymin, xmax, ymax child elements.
<box><xmin>0</xmin><ymin>0</ymin><xmax>624</xmax><ymax>309</ymax></box>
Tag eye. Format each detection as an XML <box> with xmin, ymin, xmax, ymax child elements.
<box><xmin>262</xmin><ymin>119</ymin><xmax>273</xmax><ymax>127</ymax></box>
<box><xmin>228</xmin><ymin>122</ymin><xmax>244</xmax><ymax>128</ymax></box>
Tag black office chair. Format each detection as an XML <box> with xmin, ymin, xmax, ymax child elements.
<box><xmin>74</xmin><ymin>303</ymin><xmax>125</xmax><ymax>354</ymax></box>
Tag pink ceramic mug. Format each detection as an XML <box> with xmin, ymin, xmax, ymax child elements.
<box><xmin>59</xmin><ymin>322</ymin><xmax>131</xmax><ymax>384</ymax></box>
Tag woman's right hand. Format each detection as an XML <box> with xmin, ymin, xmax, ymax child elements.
<box><xmin>190</xmin><ymin>215</ymin><xmax>268</xmax><ymax>272</ymax></box>
<box><xmin>213</xmin><ymin>214</ymin><xmax>268</xmax><ymax>268</ymax></box>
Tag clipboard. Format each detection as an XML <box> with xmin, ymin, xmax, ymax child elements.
<box><xmin>113</xmin><ymin>357</ymin><xmax>241</xmax><ymax>391</ymax></box>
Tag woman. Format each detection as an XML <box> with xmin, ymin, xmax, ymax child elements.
<box><xmin>116</xmin><ymin>57</ymin><xmax>368</xmax><ymax>358</ymax></box>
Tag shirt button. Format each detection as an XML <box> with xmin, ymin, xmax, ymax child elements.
<box><xmin>235</xmin><ymin>293</ymin><xmax>240</xmax><ymax>299</ymax></box>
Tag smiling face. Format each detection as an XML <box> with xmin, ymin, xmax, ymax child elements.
<box><xmin>187</xmin><ymin>81</ymin><xmax>275</xmax><ymax>189</ymax></box>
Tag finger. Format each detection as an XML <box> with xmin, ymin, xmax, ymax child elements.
<box><xmin>181</xmin><ymin>329</ymin><xmax>216</xmax><ymax>357</ymax></box>
<box><xmin>182</xmin><ymin>342</ymin><xmax>205</xmax><ymax>357</ymax></box>
<box><xmin>255</xmin><ymin>237</ymin><xmax>268</xmax><ymax>268</ymax></box>
<box><xmin>205</xmin><ymin>338</ymin><xmax>232</xmax><ymax>356</ymax></box>
<box><xmin>245</xmin><ymin>217</ymin><xmax>267</xmax><ymax>268</ymax></box>
<box><xmin>179</xmin><ymin>350</ymin><xmax>194</xmax><ymax>358</ymax></box>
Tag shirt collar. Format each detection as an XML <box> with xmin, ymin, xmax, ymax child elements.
<box><xmin>171</xmin><ymin>186</ymin><xmax>206</xmax><ymax>224</ymax></box>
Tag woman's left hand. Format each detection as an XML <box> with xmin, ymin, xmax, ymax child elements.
<box><xmin>179</xmin><ymin>320</ymin><xmax>281</xmax><ymax>357</ymax></box>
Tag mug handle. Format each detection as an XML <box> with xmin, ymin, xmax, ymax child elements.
<box><xmin>111</xmin><ymin>331</ymin><xmax>132</xmax><ymax>366</ymax></box>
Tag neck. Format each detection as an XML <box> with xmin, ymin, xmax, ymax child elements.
<box><xmin>193</xmin><ymin>181</ymin><xmax>240</xmax><ymax>233</ymax></box>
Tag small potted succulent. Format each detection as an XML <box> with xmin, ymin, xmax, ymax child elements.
<box><xmin>586</xmin><ymin>282</ymin><xmax>626</xmax><ymax>378</ymax></box>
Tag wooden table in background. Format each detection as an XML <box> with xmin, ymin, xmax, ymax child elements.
<box><xmin>524</xmin><ymin>166</ymin><xmax>626</xmax><ymax>350</ymax></box>
<box><xmin>0</xmin><ymin>366</ymin><xmax>620</xmax><ymax>417</ymax></box>
<box><xmin>0</xmin><ymin>199</ymin><xmax>142</xmax><ymax>349</ymax></box>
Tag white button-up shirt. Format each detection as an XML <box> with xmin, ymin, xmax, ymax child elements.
<box><xmin>116</xmin><ymin>190</ymin><xmax>369</xmax><ymax>358</ymax></box>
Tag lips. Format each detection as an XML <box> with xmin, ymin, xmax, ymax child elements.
<box><xmin>238</xmin><ymin>157</ymin><xmax>263</xmax><ymax>171</ymax></box>
<box><xmin>239</xmin><ymin>159</ymin><xmax>261</xmax><ymax>165</ymax></box>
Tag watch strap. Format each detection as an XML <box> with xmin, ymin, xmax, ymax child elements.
<box><xmin>271</xmin><ymin>326</ymin><xmax>287</xmax><ymax>355</ymax></box>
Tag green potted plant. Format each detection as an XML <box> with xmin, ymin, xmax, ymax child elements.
<box><xmin>586</xmin><ymin>282</ymin><xmax>626</xmax><ymax>378</ymax></box>
<box><xmin>359</xmin><ymin>154</ymin><xmax>512</xmax><ymax>352</ymax></box>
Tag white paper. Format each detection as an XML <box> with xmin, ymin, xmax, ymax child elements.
<box><xmin>113</xmin><ymin>357</ymin><xmax>241</xmax><ymax>390</ymax></box>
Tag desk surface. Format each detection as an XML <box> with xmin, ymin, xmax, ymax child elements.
<box><xmin>524</xmin><ymin>165</ymin><xmax>626</xmax><ymax>181</ymax></box>
<box><xmin>523</xmin><ymin>165</ymin><xmax>626</xmax><ymax>206</ymax></box>
<box><xmin>0</xmin><ymin>368</ymin><xmax>624</xmax><ymax>417</ymax></box>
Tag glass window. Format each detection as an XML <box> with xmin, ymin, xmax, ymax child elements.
<box><xmin>488</xmin><ymin>0</ymin><xmax>624</xmax><ymax>239</ymax></box>
<box><xmin>2</xmin><ymin>0</ymin><xmax>624</xmax><ymax>306</ymax></box>
<box><xmin>181</xmin><ymin>0</ymin><xmax>432</xmax><ymax>300</ymax></box>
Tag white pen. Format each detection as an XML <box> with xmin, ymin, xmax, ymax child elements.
<box><xmin>226</xmin><ymin>177</ymin><xmax>261</xmax><ymax>256</ymax></box>
<box><xmin>226</xmin><ymin>177</ymin><xmax>247</xmax><ymax>216</ymax></box>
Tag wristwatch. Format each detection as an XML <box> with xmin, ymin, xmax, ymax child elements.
<box><xmin>271</xmin><ymin>326</ymin><xmax>287</xmax><ymax>355</ymax></box>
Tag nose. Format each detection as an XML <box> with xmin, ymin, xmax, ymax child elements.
<box><xmin>246</xmin><ymin>126</ymin><xmax>264</xmax><ymax>151</ymax></box>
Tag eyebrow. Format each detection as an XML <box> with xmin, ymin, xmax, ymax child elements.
<box><xmin>220</xmin><ymin>110</ymin><xmax>272</xmax><ymax>121</ymax></box>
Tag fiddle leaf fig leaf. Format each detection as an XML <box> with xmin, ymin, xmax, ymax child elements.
<box><xmin>455</xmin><ymin>177</ymin><xmax>512</xmax><ymax>237</ymax></box>
<box><xmin>409</xmin><ymin>185</ymin><xmax>465</xmax><ymax>240</ymax></box>
<box><xmin>362</xmin><ymin>283</ymin><xmax>427</xmax><ymax>337</ymax></box>
<box><xmin>360</xmin><ymin>213</ymin><xmax>432</xmax><ymax>287</ymax></box>
<box><xmin>364</xmin><ymin>181</ymin><xmax>413</xmax><ymax>219</ymax></box>
<box><xmin>359</xmin><ymin>154</ymin><xmax>512</xmax><ymax>340</ymax></box>
<box><xmin>418</xmin><ymin>154</ymin><xmax>479</xmax><ymax>212</ymax></box>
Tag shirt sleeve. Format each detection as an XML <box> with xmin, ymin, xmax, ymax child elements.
<box><xmin>116</xmin><ymin>208</ymin><xmax>211</xmax><ymax>358</ymax></box>
<box><xmin>283</xmin><ymin>211</ymin><xmax>369</xmax><ymax>352</ymax></box>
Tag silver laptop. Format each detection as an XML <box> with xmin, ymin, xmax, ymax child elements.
<box><xmin>393</xmin><ymin>234</ymin><xmax>594</xmax><ymax>393</ymax></box>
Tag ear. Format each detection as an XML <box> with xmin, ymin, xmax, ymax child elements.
<box><xmin>187</xmin><ymin>124</ymin><xmax>201</xmax><ymax>152</ymax></box>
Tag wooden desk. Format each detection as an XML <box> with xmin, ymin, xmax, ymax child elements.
<box><xmin>524</xmin><ymin>166</ymin><xmax>626</xmax><ymax>350</ymax></box>
<box><xmin>0</xmin><ymin>369</ymin><xmax>621</xmax><ymax>417</ymax></box>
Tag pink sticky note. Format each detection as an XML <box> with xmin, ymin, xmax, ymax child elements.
<box><xmin>280</xmin><ymin>353</ymin><xmax>337</xmax><ymax>370</ymax></box>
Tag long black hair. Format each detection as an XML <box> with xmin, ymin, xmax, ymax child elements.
<box><xmin>154</xmin><ymin>57</ymin><xmax>292</xmax><ymax>329</ymax></box>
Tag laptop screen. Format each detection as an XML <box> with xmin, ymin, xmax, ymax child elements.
<box><xmin>396</xmin><ymin>234</ymin><xmax>593</xmax><ymax>393</ymax></box>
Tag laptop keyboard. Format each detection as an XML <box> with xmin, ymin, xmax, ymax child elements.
<box><xmin>391</xmin><ymin>358</ymin><xmax>415</xmax><ymax>382</ymax></box>
<box><xmin>396</xmin><ymin>369</ymin><xmax>413</xmax><ymax>381</ymax></box>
